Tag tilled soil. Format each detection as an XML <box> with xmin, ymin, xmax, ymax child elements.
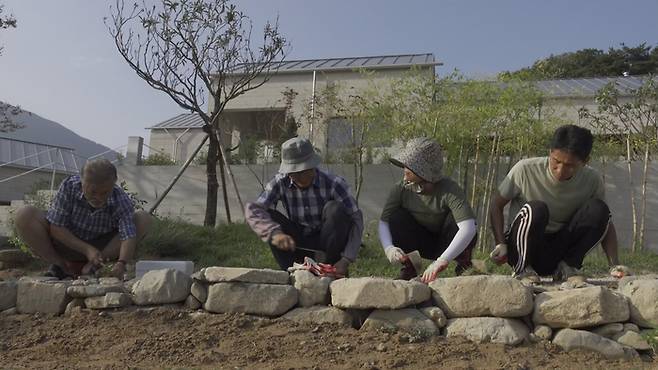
<box><xmin>0</xmin><ymin>307</ymin><xmax>654</xmax><ymax>370</ymax></box>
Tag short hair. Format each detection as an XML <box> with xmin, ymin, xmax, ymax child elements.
<box><xmin>550</xmin><ymin>125</ymin><xmax>593</xmax><ymax>161</ymax></box>
<box><xmin>81</xmin><ymin>159</ymin><xmax>117</xmax><ymax>185</ymax></box>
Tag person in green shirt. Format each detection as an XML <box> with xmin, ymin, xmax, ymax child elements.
<box><xmin>379</xmin><ymin>138</ymin><xmax>477</xmax><ymax>283</ymax></box>
<box><xmin>489</xmin><ymin>125</ymin><xmax>628</xmax><ymax>283</ymax></box>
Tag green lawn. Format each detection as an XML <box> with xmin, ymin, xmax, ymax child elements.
<box><xmin>140</xmin><ymin>217</ymin><xmax>658</xmax><ymax>277</ymax></box>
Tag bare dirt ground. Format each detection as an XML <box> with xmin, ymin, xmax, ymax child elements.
<box><xmin>0</xmin><ymin>306</ymin><xmax>654</xmax><ymax>370</ymax></box>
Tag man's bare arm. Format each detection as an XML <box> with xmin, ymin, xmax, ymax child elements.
<box><xmin>490</xmin><ymin>192</ymin><xmax>511</xmax><ymax>245</ymax></box>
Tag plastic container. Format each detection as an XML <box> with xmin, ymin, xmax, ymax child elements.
<box><xmin>135</xmin><ymin>260</ymin><xmax>194</xmax><ymax>279</ymax></box>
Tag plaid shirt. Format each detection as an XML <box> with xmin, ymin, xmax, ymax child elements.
<box><xmin>256</xmin><ymin>169</ymin><xmax>360</xmax><ymax>233</ymax></box>
<box><xmin>46</xmin><ymin>175</ymin><xmax>137</xmax><ymax>241</ymax></box>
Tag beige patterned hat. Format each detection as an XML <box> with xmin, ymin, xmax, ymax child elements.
<box><xmin>390</xmin><ymin>137</ymin><xmax>443</xmax><ymax>182</ymax></box>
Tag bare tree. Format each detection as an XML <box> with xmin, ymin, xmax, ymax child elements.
<box><xmin>0</xmin><ymin>4</ymin><xmax>22</xmax><ymax>132</ymax></box>
<box><xmin>106</xmin><ymin>0</ymin><xmax>286</xmax><ymax>226</ymax></box>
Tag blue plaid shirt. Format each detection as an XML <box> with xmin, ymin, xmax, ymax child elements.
<box><xmin>257</xmin><ymin>169</ymin><xmax>360</xmax><ymax>234</ymax></box>
<box><xmin>46</xmin><ymin>175</ymin><xmax>137</xmax><ymax>241</ymax></box>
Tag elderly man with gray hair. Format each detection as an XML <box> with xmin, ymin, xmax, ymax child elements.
<box><xmin>14</xmin><ymin>158</ymin><xmax>152</xmax><ymax>279</ymax></box>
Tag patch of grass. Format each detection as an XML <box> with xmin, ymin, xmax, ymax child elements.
<box><xmin>140</xmin><ymin>218</ymin><xmax>658</xmax><ymax>277</ymax></box>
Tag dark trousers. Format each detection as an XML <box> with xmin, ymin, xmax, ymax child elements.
<box><xmin>268</xmin><ymin>200</ymin><xmax>352</xmax><ymax>270</ymax></box>
<box><xmin>388</xmin><ymin>207</ymin><xmax>477</xmax><ymax>274</ymax></box>
<box><xmin>505</xmin><ymin>199</ymin><xmax>610</xmax><ymax>275</ymax></box>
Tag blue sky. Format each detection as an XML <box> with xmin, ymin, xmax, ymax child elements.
<box><xmin>0</xmin><ymin>0</ymin><xmax>656</xmax><ymax>151</ymax></box>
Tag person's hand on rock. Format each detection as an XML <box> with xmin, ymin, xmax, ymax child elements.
<box><xmin>421</xmin><ymin>258</ymin><xmax>449</xmax><ymax>283</ymax></box>
<box><xmin>271</xmin><ymin>233</ymin><xmax>296</xmax><ymax>252</ymax></box>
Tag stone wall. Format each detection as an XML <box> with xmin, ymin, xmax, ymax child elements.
<box><xmin>1</xmin><ymin>269</ymin><xmax>657</xmax><ymax>360</ymax></box>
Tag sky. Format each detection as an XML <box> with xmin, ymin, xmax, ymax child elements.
<box><xmin>0</xmin><ymin>0</ymin><xmax>656</xmax><ymax>151</ymax></box>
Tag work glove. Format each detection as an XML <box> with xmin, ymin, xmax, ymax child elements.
<box><xmin>421</xmin><ymin>257</ymin><xmax>449</xmax><ymax>283</ymax></box>
<box><xmin>489</xmin><ymin>243</ymin><xmax>508</xmax><ymax>265</ymax></box>
<box><xmin>609</xmin><ymin>265</ymin><xmax>632</xmax><ymax>279</ymax></box>
<box><xmin>384</xmin><ymin>246</ymin><xmax>405</xmax><ymax>264</ymax></box>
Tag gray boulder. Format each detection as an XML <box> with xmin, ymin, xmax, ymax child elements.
<box><xmin>282</xmin><ymin>306</ymin><xmax>353</xmax><ymax>326</ymax></box>
<box><xmin>362</xmin><ymin>308</ymin><xmax>440</xmax><ymax>336</ymax></box>
<box><xmin>184</xmin><ymin>295</ymin><xmax>202</xmax><ymax>310</ymax></box>
<box><xmin>202</xmin><ymin>267</ymin><xmax>289</xmax><ymax>285</ymax></box>
<box><xmin>429</xmin><ymin>276</ymin><xmax>533</xmax><ymax>318</ymax></box>
<box><xmin>204</xmin><ymin>282</ymin><xmax>298</xmax><ymax>316</ymax></box>
<box><xmin>444</xmin><ymin>317</ymin><xmax>529</xmax><ymax>346</ymax></box>
<box><xmin>132</xmin><ymin>269</ymin><xmax>192</xmax><ymax>305</ymax></box>
<box><xmin>419</xmin><ymin>306</ymin><xmax>447</xmax><ymax>328</ymax></box>
<box><xmin>16</xmin><ymin>278</ymin><xmax>71</xmax><ymax>314</ymax></box>
<box><xmin>533</xmin><ymin>325</ymin><xmax>553</xmax><ymax>341</ymax></box>
<box><xmin>330</xmin><ymin>277</ymin><xmax>430</xmax><ymax>309</ymax></box>
<box><xmin>190</xmin><ymin>281</ymin><xmax>208</xmax><ymax>303</ymax></box>
<box><xmin>552</xmin><ymin>328</ymin><xmax>626</xmax><ymax>359</ymax></box>
<box><xmin>618</xmin><ymin>278</ymin><xmax>658</xmax><ymax>328</ymax></box>
<box><xmin>84</xmin><ymin>292</ymin><xmax>132</xmax><ymax>309</ymax></box>
<box><xmin>533</xmin><ymin>286</ymin><xmax>629</xmax><ymax>328</ymax></box>
<box><xmin>291</xmin><ymin>270</ymin><xmax>331</xmax><ymax>307</ymax></box>
<box><xmin>612</xmin><ymin>330</ymin><xmax>651</xmax><ymax>351</ymax></box>
<box><xmin>0</xmin><ymin>280</ymin><xmax>17</xmax><ymax>310</ymax></box>
<box><xmin>66</xmin><ymin>284</ymin><xmax>125</xmax><ymax>298</ymax></box>
<box><xmin>591</xmin><ymin>323</ymin><xmax>624</xmax><ymax>338</ymax></box>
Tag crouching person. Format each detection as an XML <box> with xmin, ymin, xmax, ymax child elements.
<box><xmin>379</xmin><ymin>138</ymin><xmax>477</xmax><ymax>283</ymax></box>
<box><xmin>245</xmin><ymin>137</ymin><xmax>364</xmax><ymax>277</ymax></box>
<box><xmin>14</xmin><ymin>159</ymin><xmax>152</xmax><ymax>280</ymax></box>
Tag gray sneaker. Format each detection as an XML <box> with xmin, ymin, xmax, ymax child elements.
<box><xmin>513</xmin><ymin>265</ymin><xmax>540</xmax><ymax>284</ymax></box>
<box><xmin>553</xmin><ymin>261</ymin><xmax>582</xmax><ymax>282</ymax></box>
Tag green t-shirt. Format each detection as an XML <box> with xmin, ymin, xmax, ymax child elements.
<box><xmin>498</xmin><ymin>157</ymin><xmax>605</xmax><ymax>233</ymax></box>
<box><xmin>380</xmin><ymin>178</ymin><xmax>475</xmax><ymax>233</ymax></box>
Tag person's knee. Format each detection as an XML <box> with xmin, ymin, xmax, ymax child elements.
<box><xmin>583</xmin><ymin>198</ymin><xmax>610</xmax><ymax>225</ymax></box>
<box><xmin>524</xmin><ymin>200</ymin><xmax>549</xmax><ymax>222</ymax></box>
<box><xmin>14</xmin><ymin>205</ymin><xmax>44</xmax><ymax>231</ymax></box>
<box><xmin>322</xmin><ymin>200</ymin><xmax>347</xmax><ymax>218</ymax></box>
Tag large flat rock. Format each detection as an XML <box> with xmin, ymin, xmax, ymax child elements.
<box><xmin>618</xmin><ymin>277</ymin><xmax>658</xmax><ymax>328</ymax></box>
<box><xmin>444</xmin><ymin>317</ymin><xmax>529</xmax><ymax>346</ymax></box>
<box><xmin>132</xmin><ymin>268</ymin><xmax>192</xmax><ymax>305</ymax></box>
<box><xmin>0</xmin><ymin>280</ymin><xmax>17</xmax><ymax>310</ymax></box>
<box><xmin>533</xmin><ymin>286</ymin><xmax>629</xmax><ymax>328</ymax></box>
<box><xmin>330</xmin><ymin>277</ymin><xmax>430</xmax><ymax>309</ymax></box>
<box><xmin>66</xmin><ymin>284</ymin><xmax>125</xmax><ymax>298</ymax></box>
<box><xmin>362</xmin><ymin>308</ymin><xmax>440</xmax><ymax>336</ymax></box>
<box><xmin>282</xmin><ymin>306</ymin><xmax>353</xmax><ymax>326</ymax></box>
<box><xmin>553</xmin><ymin>328</ymin><xmax>626</xmax><ymax>359</ymax></box>
<box><xmin>429</xmin><ymin>276</ymin><xmax>533</xmax><ymax>318</ymax></box>
<box><xmin>16</xmin><ymin>278</ymin><xmax>71</xmax><ymax>314</ymax></box>
<box><xmin>204</xmin><ymin>282</ymin><xmax>298</xmax><ymax>316</ymax></box>
<box><xmin>202</xmin><ymin>267</ymin><xmax>289</xmax><ymax>285</ymax></box>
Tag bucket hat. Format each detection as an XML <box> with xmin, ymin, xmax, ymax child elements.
<box><xmin>279</xmin><ymin>137</ymin><xmax>321</xmax><ymax>173</ymax></box>
<box><xmin>390</xmin><ymin>137</ymin><xmax>443</xmax><ymax>182</ymax></box>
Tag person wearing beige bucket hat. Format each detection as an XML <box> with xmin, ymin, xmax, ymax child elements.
<box><xmin>379</xmin><ymin>137</ymin><xmax>478</xmax><ymax>283</ymax></box>
<box><xmin>245</xmin><ymin>137</ymin><xmax>364</xmax><ymax>277</ymax></box>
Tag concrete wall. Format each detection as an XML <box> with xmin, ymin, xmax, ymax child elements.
<box><xmin>117</xmin><ymin>161</ymin><xmax>658</xmax><ymax>252</ymax></box>
<box><xmin>0</xmin><ymin>166</ymin><xmax>60</xmax><ymax>203</ymax></box>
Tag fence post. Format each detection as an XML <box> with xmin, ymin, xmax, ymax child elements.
<box><xmin>126</xmin><ymin>136</ymin><xmax>144</xmax><ymax>165</ymax></box>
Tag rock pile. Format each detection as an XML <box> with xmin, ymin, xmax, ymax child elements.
<box><xmin>1</xmin><ymin>268</ymin><xmax>656</xmax><ymax>360</ymax></box>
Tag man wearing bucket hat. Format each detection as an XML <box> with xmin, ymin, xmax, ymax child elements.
<box><xmin>245</xmin><ymin>137</ymin><xmax>364</xmax><ymax>276</ymax></box>
<box><xmin>379</xmin><ymin>137</ymin><xmax>477</xmax><ymax>283</ymax></box>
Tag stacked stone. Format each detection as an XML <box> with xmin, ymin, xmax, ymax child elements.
<box><xmin>196</xmin><ymin>267</ymin><xmax>298</xmax><ymax>316</ymax></box>
<box><xmin>1</xmin><ymin>267</ymin><xmax>657</xmax><ymax>362</ymax></box>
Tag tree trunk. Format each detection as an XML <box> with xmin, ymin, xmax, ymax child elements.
<box><xmin>639</xmin><ymin>142</ymin><xmax>650</xmax><ymax>250</ymax></box>
<box><xmin>204</xmin><ymin>128</ymin><xmax>220</xmax><ymax>227</ymax></box>
<box><xmin>470</xmin><ymin>135</ymin><xmax>480</xmax><ymax>207</ymax></box>
<box><xmin>626</xmin><ymin>135</ymin><xmax>638</xmax><ymax>251</ymax></box>
<box><xmin>478</xmin><ymin>134</ymin><xmax>498</xmax><ymax>251</ymax></box>
<box><xmin>217</xmin><ymin>136</ymin><xmax>231</xmax><ymax>224</ymax></box>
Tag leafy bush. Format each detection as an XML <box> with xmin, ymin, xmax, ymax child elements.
<box><xmin>142</xmin><ymin>152</ymin><xmax>176</xmax><ymax>166</ymax></box>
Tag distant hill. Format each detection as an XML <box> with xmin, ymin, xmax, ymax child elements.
<box><xmin>0</xmin><ymin>103</ymin><xmax>114</xmax><ymax>160</ymax></box>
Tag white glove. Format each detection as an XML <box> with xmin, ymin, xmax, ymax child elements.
<box><xmin>489</xmin><ymin>243</ymin><xmax>508</xmax><ymax>264</ymax></box>
<box><xmin>421</xmin><ymin>257</ymin><xmax>449</xmax><ymax>283</ymax></box>
<box><xmin>384</xmin><ymin>246</ymin><xmax>405</xmax><ymax>264</ymax></box>
<box><xmin>610</xmin><ymin>265</ymin><xmax>631</xmax><ymax>278</ymax></box>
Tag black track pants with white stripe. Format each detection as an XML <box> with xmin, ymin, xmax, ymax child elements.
<box><xmin>505</xmin><ymin>198</ymin><xmax>611</xmax><ymax>276</ymax></box>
